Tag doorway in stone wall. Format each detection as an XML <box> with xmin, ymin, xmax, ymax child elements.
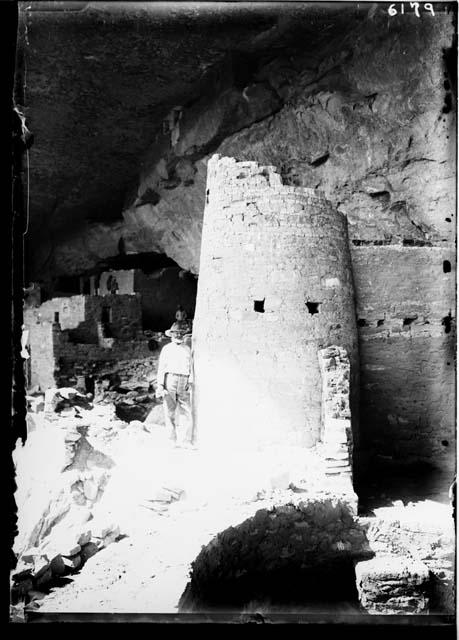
<box><xmin>101</xmin><ymin>306</ymin><xmax>113</xmax><ymax>338</ymax></box>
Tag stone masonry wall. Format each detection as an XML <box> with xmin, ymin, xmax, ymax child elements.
<box><xmin>110</xmin><ymin>12</ymin><xmax>455</xmax><ymax>469</ymax></box>
<box><xmin>24</xmin><ymin>294</ymin><xmax>143</xmax><ymax>344</ymax></box>
<box><xmin>25</xmin><ymin>296</ymin><xmax>86</xmax><ymax>331</ymax></box>
<box><xmin>83</xmin><ymin>295</ymin><xmax>142</xmax><ymax>342</ymax></box>
<box><xmin>318</xmin><ymin>346</ymin><xmax>354</xmax><ymax>490</ymax></box>
<box><xmin>351</xmin><ymin>246</ymin><xmax>456</xmax><ymax>472</ymax></box>
<box><xmin>55</xmin><ymin>340</ymin><xmax>154</xmax><ymax>389</ymax></box>
<box><xmin>193</xmin><ymin>155</ymin><xmax>358</xmax><ymax>449</ymax></box>
<box><xmin>56</xmin><ymin>332</ymin><xmax>151</xmax><ymax>363</ymax></box>
<box><xmin>95</xmin><ymin>268</ymin><xmax>197</xmax><ymax>330</ymax></box>
<box><xmin>26</xmin><ymin>320</ymin><xmax>58</xmax><ymax>390</ymax></box>
<box><xmin>99</xmin><ymin>270</ymin><xmax>135</xmax><ymax>296</ymax></box>
<box><xmin>134</xmin><ymin>267</ymin><xmax>197</xmax><ymax>331</ymax></box>
<box><xmin>182</xmin><ymin>498</ymin><xmax>372</xmax><ymax>608</ymax></box>
<box><xmin>24</xmin><ymin>294</ymin><xmax>145</xmax><ymax>390</ymax></box>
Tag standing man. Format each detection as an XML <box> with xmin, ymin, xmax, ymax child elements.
<box><xmin>156</xmin><ymin>321</ymin><xmax>194</xmax><ymax>448</ymax></box>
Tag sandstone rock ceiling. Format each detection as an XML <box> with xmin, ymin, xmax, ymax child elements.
<box><xmin>17</xmin><ymin>2</ymin><xmax>456</xmax><ymax>281</ymax></box>
<box><xmin>19</xmin><ymin>1</ymin><xmax>364</xmax><ymax>279</ymax></box>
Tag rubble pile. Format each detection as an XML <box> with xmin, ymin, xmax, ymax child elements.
<box><xmin>36</xmin><ymin>349</ymin><xmax>166</xmax><ymax>426</ymax></box>
<box><xmin>12</xmin><ymin>387</ymin><xmax>455</xmax><ymax>617</ymax></box>
<box><xmin>91</xmin><ymin>355</ymin><xmax>164</xmax><ymax>424</ymax></box>
<box><xmin>12</xmin><ymin>514</ymin><xmax>121</xmax><ymax>611</ymax></box>
<box><xmin>12</xmin><ymin>391</ymin><xmax>134</xmax><ymax>607</ymax></box>
<box><xmin>43</xmin><ymin>388</ymin><xmax>93</xmax><ymax>414</ymax></box>
<box><xmin>13</xmin><ymin>374</ymin><xmax>181</xmax><ymax>611</ymax></box>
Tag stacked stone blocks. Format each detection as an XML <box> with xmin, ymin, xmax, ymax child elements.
<box><xmin>318</xmin><ymin>346</ymin><xmax>354</xmax><ymax>483</ymax></box>
<box><xmin>193</xmin><ymin>155</ymin><xmax>358</xmax><ymax>449</ymax></box>
<box><xmin>24</xmin><ymin>294</ymin><xmax>150</xmax><ymax>391</ymax></box>
<box><xmin>355</xmin><ymin>557</ymin><xmax>430</xmax><ymax>614</ymax></box>
<box><xmin>184</xmin><ymin>498</ymin><xmax>372</xmax><ymax>607</ymax></box>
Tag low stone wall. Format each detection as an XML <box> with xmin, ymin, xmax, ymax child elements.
<box><xmin>57</xmin><ymin>335</ymin><xmax>152</xmax><ymax>364</ymax></box>
<box><xmin>355</xmin><ymin>557</ymin><xmax>430</xmax><ymax>614</ymax></box>
<box><xmin>181</xmin><ymin>497</ymin><xmax>455</xmax><ymax>614</ymax></box>
<box><xmin>361</xmin><ymin>505</ymin><xmax>456</xmax><ymax>614</ymax></box>
<box><xmin>56</xmin><ymin>345</ymin><xmax>161</xmax><ymax>389</ymax></box>
<box><xmin>180</xmin><ymin>498</ymin><xmax>373</xmax><ymax>610</ymax></box>
<box><xmin>318</xmin><ymin>346</ymin><xmax>354</xmax><ymax>489</ymax></box>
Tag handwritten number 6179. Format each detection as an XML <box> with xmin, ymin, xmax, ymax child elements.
<box><xmin>388</xmin><ymin>3</ymin><xmax>435</xmax><ymax>17</ymax></box>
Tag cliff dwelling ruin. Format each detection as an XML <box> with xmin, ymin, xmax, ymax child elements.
<box><xmin>8</xmin><ymin>0</ymin><xmax>456</xmax><ymax>626</ymax></box>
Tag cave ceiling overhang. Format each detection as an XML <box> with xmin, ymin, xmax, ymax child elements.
<box><xmin>17</xmin><ymin>1</ymin><xmax>370</xmax><ymax>276</ymax></box>
<box><xmin>15</xmin><ymin>2</ymin><xmax>456</xmax><ymax>281</ymax></box>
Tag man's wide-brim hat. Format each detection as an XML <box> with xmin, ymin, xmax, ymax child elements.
<box><xmin>165</xmin><ymin>321</ymin><xmax>192</xmax><ymax>338</ymax></box>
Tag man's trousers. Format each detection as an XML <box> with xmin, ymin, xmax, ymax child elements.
<box><xmin>163</xmin><ymin>373</ymin><xmax>193</xmax><ymax>444</ymax></box>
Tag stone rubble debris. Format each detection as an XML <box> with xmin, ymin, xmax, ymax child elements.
<box><xmin>11</xmin><ymin>400</ymin><xmax>132</xmax><ymax>608</ymax></box>
<box><xmin>11</xmin><ymin>383</ymin><xmax>455</xmax><ymax>617</ymax></box>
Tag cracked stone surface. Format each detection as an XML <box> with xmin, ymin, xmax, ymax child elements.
<box><xmin>19</xmin><ymin>2</ymin><xmax>367</xmax><ymax>280</ymax></box>
<box><xmin>19</xmin><ymin>5</ymin><xmax>455</xmax><ymax>280</ymax></box>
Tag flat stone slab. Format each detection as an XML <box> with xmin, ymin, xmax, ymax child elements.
<box><xmin>355</xmin><ymin>556</ymin><xmax>429</xmax><ymax>584</ymax></box>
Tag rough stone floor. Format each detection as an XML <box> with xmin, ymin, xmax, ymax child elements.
<box><xmin>16</xmin><ymin>413</ymin><xmax>338</xmax><ymax>614</ymax></box>
<box><xmin>13</xmin><ymin>405</ymin><xmax>455</xmax><ymax>617</ymax></box>
<box><xmin>37</xmin><ymin>451</ymin><xmax>343</xmax><ymax>612</ymax></box>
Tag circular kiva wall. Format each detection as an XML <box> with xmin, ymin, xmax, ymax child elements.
<box><xmin>179</xmin><ymin>500</ymin><xmax>372</xmax><ymax>612</ymax></box>
<box><xmin>192</xmin><ymin>155</ymin><xmax>358</xmax><ymax>449</ymax></box>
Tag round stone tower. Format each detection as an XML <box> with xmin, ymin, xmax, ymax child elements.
<box><xmin>192</xmin><ymin>155</ymin><xmax>358</xmax><ymax>450</ymax></box>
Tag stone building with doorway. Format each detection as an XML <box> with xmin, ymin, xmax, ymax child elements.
<box><xmin>23</xmin><ymin>293</ymin><xmax>152</xmax><ymax>391</ymax></box>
